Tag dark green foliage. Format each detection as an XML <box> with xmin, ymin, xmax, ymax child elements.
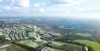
<box><xmin>88</xmin><ymin>46</ymin><xmax>94</xmax><ymax>51</ymax></box>
<box><xmin>54</xmin><ymin>35</ymin><xmax>94</xmax><ymax>42</ymax></box>
<box><xmin>12</xmin><ymin>42</ymin><xmax>38</xmax><ymax>51</ymax></box>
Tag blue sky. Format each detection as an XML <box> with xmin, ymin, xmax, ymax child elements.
<box><xmin>0</xmin><ymin>0</ymin><xmax>100</xmax><ymax>19</ymax></box>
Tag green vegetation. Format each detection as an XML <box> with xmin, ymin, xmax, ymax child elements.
<box><xmin>16</xmin><ymin>40</ymin><xmax>46</xmax><ymax>48</ymax></box>
<box><xmin>75</xmin><ymin>40</ymin><xmax>100</xmax><ymax>51</ymax></box>
<box><xmin>35</xmin><ymin>41</ymin><xmax>46</xmax><ymax>46</ymax></box>
<box><xmin>6</xmin><ymin>43</ymin><xmax>28</xmax><ymax>51</ymax></box>
<box><xmin>16</xmin><ymin>40</ymin><xmax>39</xmax><ymax>48</ymax></box>
<box><xmin>0</xmin><ymin>17</ymin><xmax>100</xmax><ymax>51</ymax></box>
<box><xmin>76</xmin><ymin>33</ymin><xmax>92</xmax><ymax>37</ymax></box>
<box><xmin>48</xmin><ymin>41</ymin><xmax>82</xmax><ymax>51</ymax></box>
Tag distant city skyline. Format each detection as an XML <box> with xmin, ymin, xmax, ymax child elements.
<box><xmin>0</xmin><ymin>0</ymin><xmax>100</xmax><ymax>19</ymax></box>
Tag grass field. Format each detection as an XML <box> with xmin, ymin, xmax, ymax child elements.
<box><xmin>16</xmin><ymin>40</ymin><xmax>39</xmax><ymax>48</ymax></box>
<box><xmin>76</xmin><ymin>33</ymin><xmax>92</xmax><ymax>37</ymax></box>
<box><xmin>75</xmin><ymin>40</ymin><xmax>100</xmax><ymax>51</ymax></box>
<box><xmin>16</xmin><ymin>40</ymin><xmax>46</xmax><ymax>48</ymax></box>
<box><xmin>48</xmin><ymin>41</ymin><xmax>82</xmax><ymax>51</ymax></box>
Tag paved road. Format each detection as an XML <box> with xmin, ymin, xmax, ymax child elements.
<box><xmin>0</xmin><ymin>48</ymin><xmax>6</xmax><ymax>51</ymax></box>
<box><xmin>85</xmin><ymin>46</ymin><xmax>88</xmax><ymax>51</ymax></box>
<box><xmin>0</xmin><ymin>44</ymin><xmax>10</xmax><ymax>51</ymax></box>
<box><xmin>0</xmin><ymin>44</ymin><xmax>10</xmax><ymax>49</ymax></box>
<box><xmin>41</xmin><ymin>47</ymin><xmax>48</xmax><ymax>51</ymax></box>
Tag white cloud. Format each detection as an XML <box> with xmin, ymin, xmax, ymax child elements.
<box><xmin>33</xmin><ymin>3</ymin><xmax>41</xmax><ymax>8</ymax></box>
<box><xmin>19</xmin><ymin>0</ymin><xmax>30</xmax><ymax>8</ymax></box>
<box><xmin>33</xmin><ymin>2</ymin><xmax>47</xmax><ymax>13</ymax></box>
<box><xmin>74</xmin><ymin>0</ymin><xmax>100</xmax><ymax>12</ymax></box>
<box><xmin>4</xmin><ymin>6</ymin><xmax>11</xmax><ymax>10</ymax></box>
<box><xmin>9</xmin><ymin>0</ymin><xmax>30</xmax><ymax>8</ymax></box>
<box><xmin>31</xmin><ymin>0</ymin><xmax>87</xmax><ymax>13</ymax></box>
<box><xmin>0</xmin><ymin>0</ymin><xmax>2</xmax><ymax>2</ymax></box>
<box><xmin>32</xmin><ymin>0</ymin><xmax>100</xmax><ymax>19</ymax></box>
<box><xmin>0</xmin><ymin>10</ymin><xmax>2</xmax><ymax>12</ymax></box>
<box><xmin>59</xmin><ymin>0</ymin><xmax>86</xmax><ymax>6</ymax></box>
<box><xmin>0</xmin><ymin>0</ymin><xmax>100</xmax><ymax>19</ymax></box>
<box><xmin>0</xmin><ymin>0</ymin><xmax>30</xmax><ymax>10</ymax></box>
<box><xmin>33</xmin><ymin>2</ymin><xmax>47</xmax><ymax>8</ymax></box>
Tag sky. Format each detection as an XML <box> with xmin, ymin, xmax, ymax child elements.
<box><xmin>0</xmin><ymin>0</ymin><xmax>100</xmax><ymax>19</ymax></box>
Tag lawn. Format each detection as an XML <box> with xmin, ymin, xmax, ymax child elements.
<box><xmin>16</xmin><ymin>40</ymin><xmax>39</xmax><ymax>48</ymax></box>
<box><xmin>76</xmin><ymin>33</ymin><xmax>92</xmax><ymax>37</ymax></box>
<box><xmin>75</xmin><ymin>40</ymin><xmax>100</xmax><ymax>51</ymax></box>
<box><xmin>48</xmin><ymin>41</ymin><xmax>82</xmax><ymax>51</ymax></box>
<box><xmin>16</xmin><ymin>40</ymin><xmax>46</xmax><ymax>48</ymax></box>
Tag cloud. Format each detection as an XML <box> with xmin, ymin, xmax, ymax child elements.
<box><xmin>74</xmin><ymin>0</ymin><xmax>100</xmax><ymax>12</ymax></box>
<box><xmin>0</xmin><ymin>0</ymin><xmax>30</xmax><ymax>13</ymax></box>
<box><xmin>46</xmin><ymin>0</ymin><xmax>86</xmax><ymax>6</ymax></box>
<box><xmin>18</xmin><ymin>0</ymin><xmax>30</xmax><ymax>8</ymax></box>
<box><xmin>0</xmin><ymin>0</ymin><xmax>100</xmax><ymax>19</ymax></box>
<box><xmin>10</xmin><ymin>0</ymin><xmax>30</xmax><ymax>8</ymax></box>
<box><xmin>31</xmin><ymin>0</ymin><xmax>87</xmax><ymax>13</ymax></box>
<box><xmin>33</xmin><ymin>2</ymin><xmax>47</xmax><ymax>13</ymax></box>
<box><xmin>0</xmin><ymin>0</ymin><xmax>86</xmax><ymax>13</ymax></box>
<box><xmin>0</xmin><ymin>10</ymin><xmax>2</xmax><ymax>12</ymax></box>
<box><xmin>0</xmin><ymin>0</ymin><xmax>2</xmax><ymax>2</ymax></box>
<box><xmin>0</xmin><ymin>0</ymin><xmax>30</xmax><ymax>8</ymax></box>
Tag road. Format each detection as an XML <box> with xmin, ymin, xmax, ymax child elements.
<box><xmin>0</xmin><ymin>48</ymin><xmax>6</xmax><ymax>51</ymax></box>
<box><xmin>0</xmin><ymin>44</ymin><xmax>10</xmax><ymax>51</ymax></box>
<box><xmin>41</xmin><ymin>47</ymin><xmax>48</xmax><ymax>51</ymax></box>
<box><xmin>85</xmin><ymin>46</ymin><xmax>88</xmax><ymax>51</ymax></box>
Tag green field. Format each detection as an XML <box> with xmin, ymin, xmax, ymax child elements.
<box><xmin>76</xmin><ymin>33</ymin><xmax>92</xmax><ymax>37</ymax></box>
<box><xmin>75</xmin><ymin>40</ymin><xmax>100</xmax><ymax>51</ymax></box>
<box><xmin>16</xmin><ymin>40</ymin><xmax>46</xmax><ymax>48</ymax></box>
<box><xmin>48</xmin><ymin>41</ymin><xmax>82</xmax><ymax>51</ymax></box>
